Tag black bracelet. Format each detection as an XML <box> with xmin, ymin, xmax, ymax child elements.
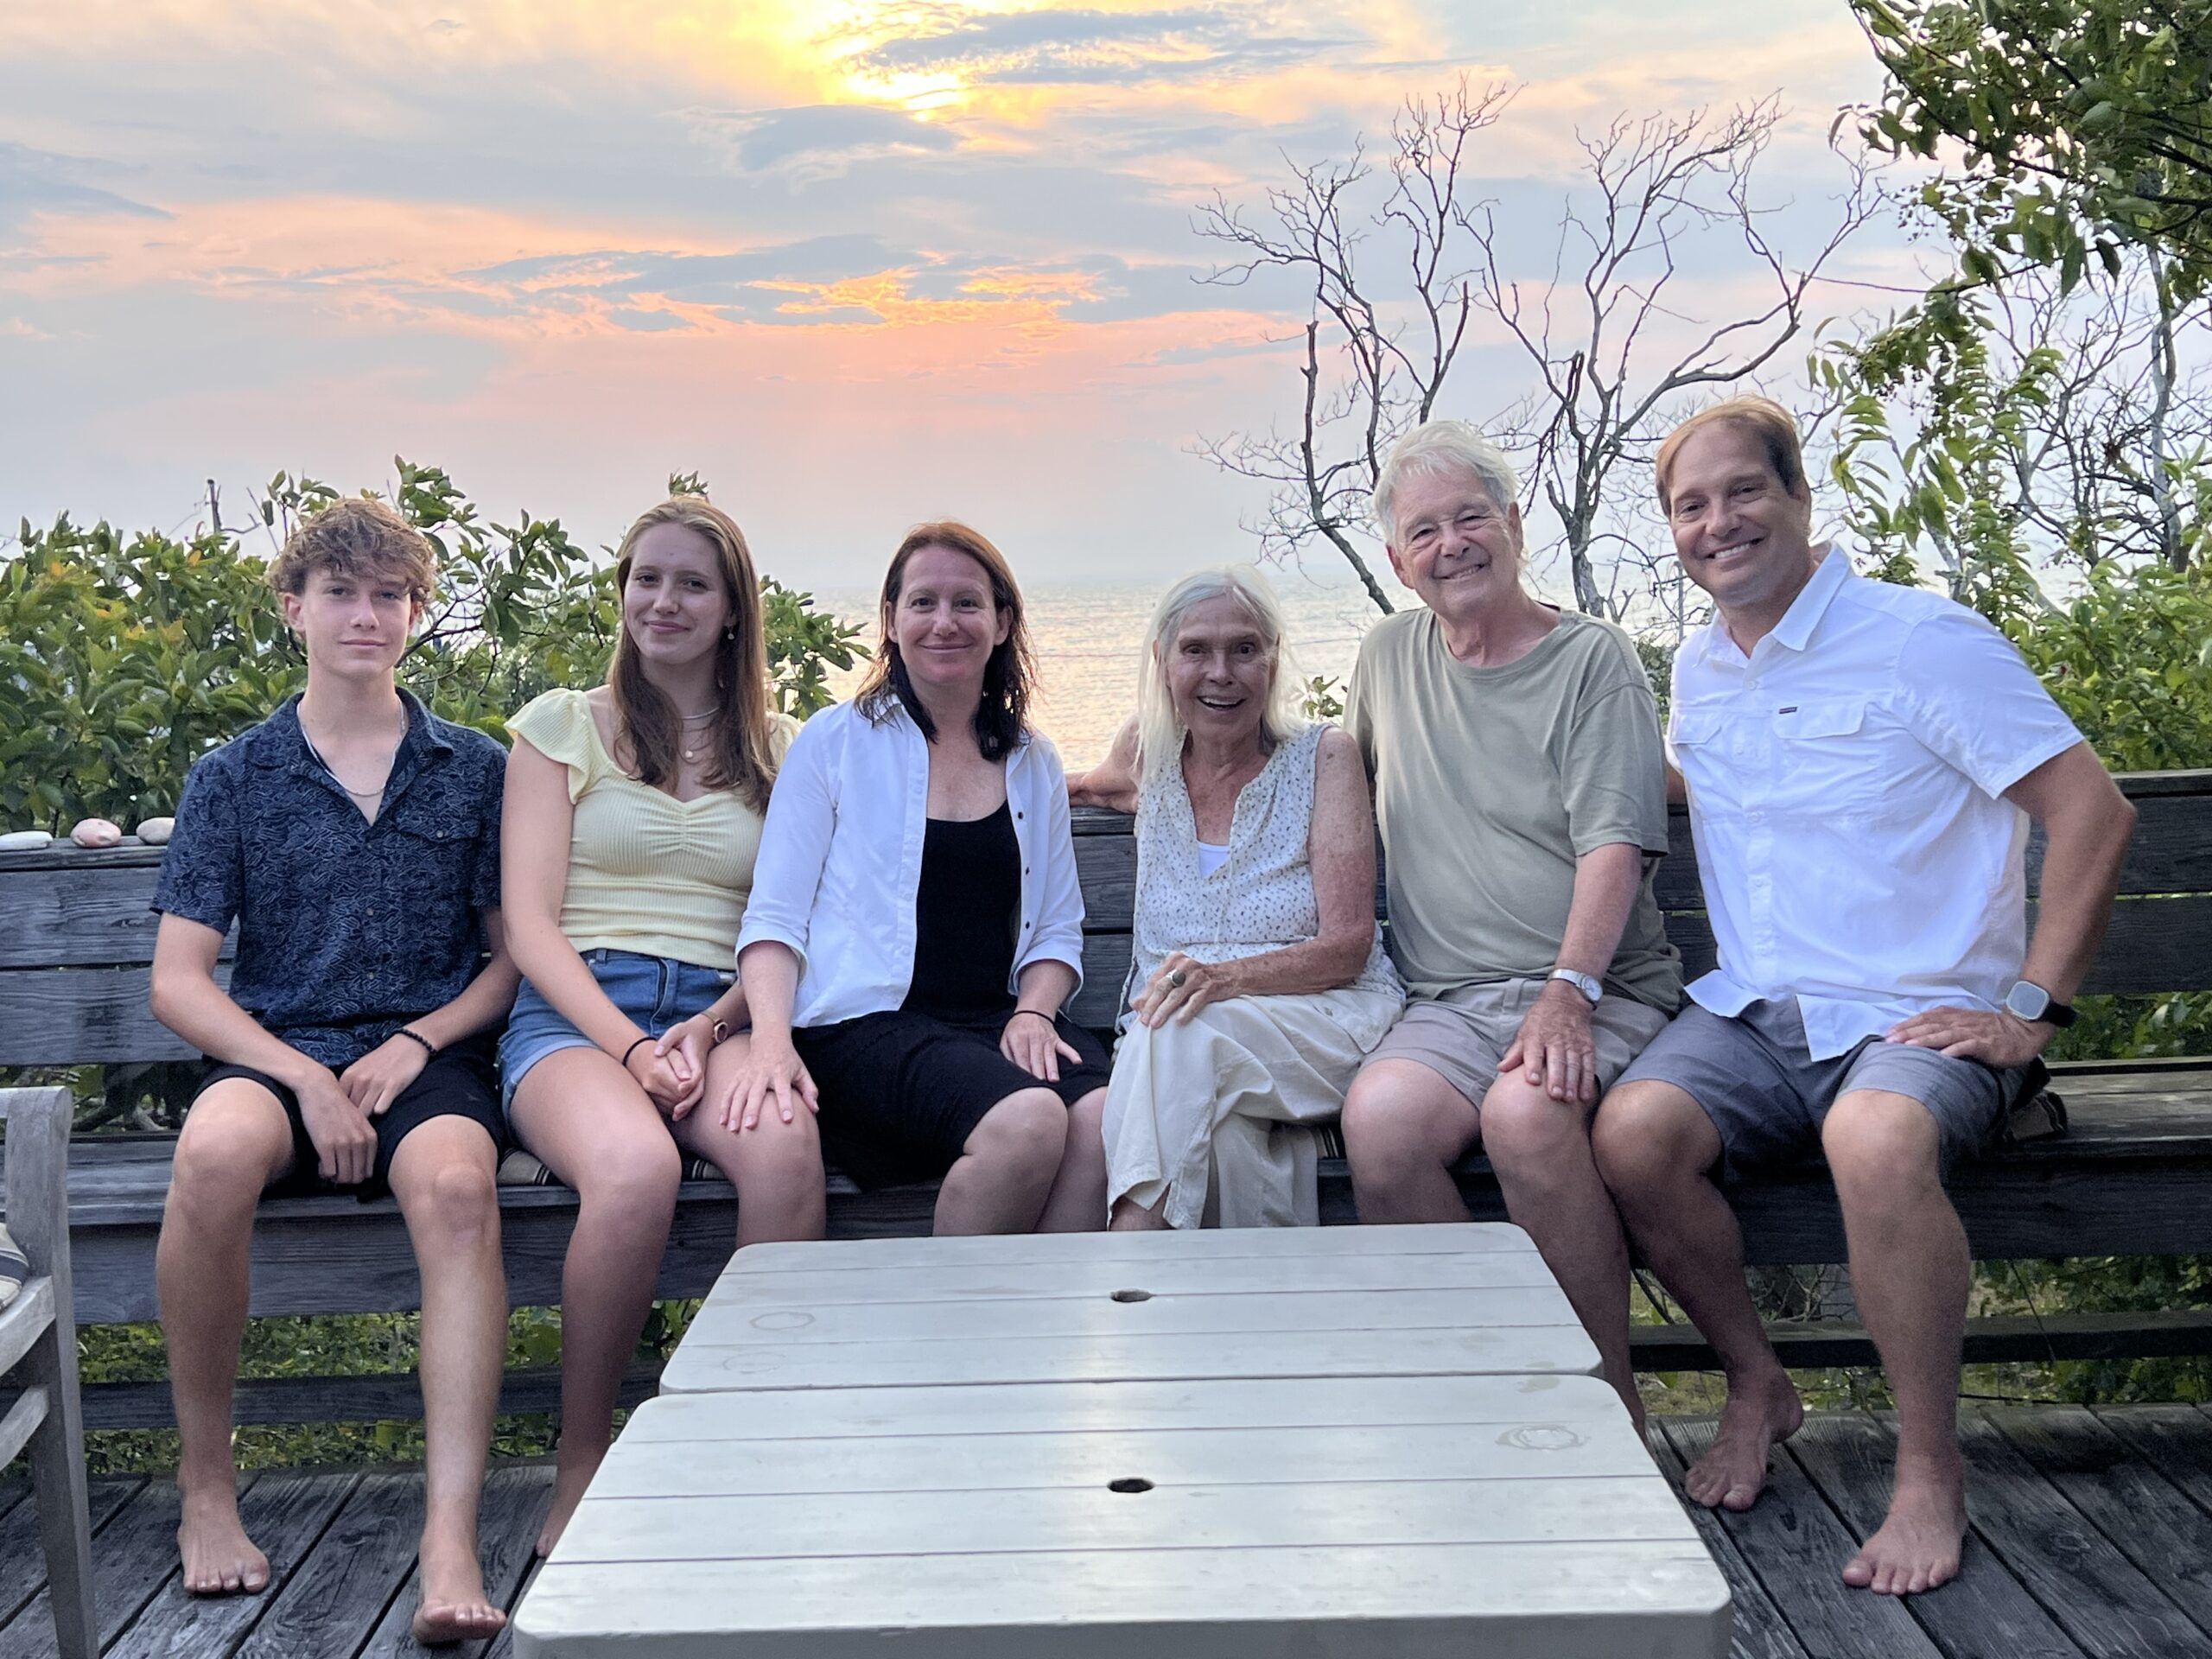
<box><xmin>395</xmin><ymin>1027</ymin><xmax>437</xmax><ymax>1057</ymax></box>
<box><xmin>620</xmin><ymin>1034</ymin><xmax>654</xmax><ymax>1070</ymax></box>
<box><xmin>1008</xmin><ymin>1009</ymin><xmax>1057</xmax><ymax>1029</ymax></box>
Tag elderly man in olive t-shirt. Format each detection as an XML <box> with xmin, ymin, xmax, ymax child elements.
<box><xmin>1340</xmin><ymin>419</ymin><xmax>1681</xmax><ymax>1422</ymax></box>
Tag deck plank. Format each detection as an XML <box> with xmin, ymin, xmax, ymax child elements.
<box><xmin>2092</xmin><ymin>1404</ymin><xmax>2212</xmax><ymax>1516</ymax></box>
<box><xmin>232</xmin><ymin>1472</ymin><xmax>421</xmax><ymax>1659</ymax></box>
<box><xmin>1955</xmin><ymin>1411</ymin><xmax>2212</xmax><ymax>1658</ymax></box>
<box><xmin>0</xmin><ymin>1478</ymin><xmax>196</xmax><ymax>1659</ymax></box>
<box><xmin>0</xmin><ymin>1479</ymin><xmax>140</xmax><ymax>1630</ymax></box>
<box><xmin>1783</xmin><ymin>1414</ymin><xmax>2078</xmax><ymax>1659</ymax></box>
<box><xmin>1989</xmin><ymin>1407</ymin><xmax>2212</xmax><ymax>1639</ymax></box>
<box><xmin>1642</xmin><ymin>1425</ymin><xmax>1812</xmax><ymax>1659</ymax></box>
<box><xmin>105</xmin><ymin>1469</ymin><xmax>360</xmax><ymax>1659</ymax></box>
<box><xmin>355</xmin><ymin>1465</ymin><xmax>554</xmax><ymax>1659</ymax></box>
<box><xmin>1660</xmin><ymin>1417</ymin><xmax>1944</xmax><ymax>1659</ymax></box>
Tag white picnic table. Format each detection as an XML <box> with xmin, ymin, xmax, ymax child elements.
<box><xmin>515</xmin><ymin>1224</ymin><xmax>1732</xmax><ymax>1657</ymax></box>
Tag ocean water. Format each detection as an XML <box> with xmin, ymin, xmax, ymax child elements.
<box><xmin>815</xmin><ymin>576</ymin><xmax>1408</xmax><ymax>769</ymax></box>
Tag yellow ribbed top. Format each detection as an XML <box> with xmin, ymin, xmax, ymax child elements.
<box><xmin>510</xmin><ymin>688</ymin><xmax>797</xmax><ymax>969</ymax></box>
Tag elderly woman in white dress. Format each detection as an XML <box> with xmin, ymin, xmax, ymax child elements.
<box><xmin>1068</xmin><ymin>568</ymin><xmax>1403</xmax><ymax>1229</ymax></box>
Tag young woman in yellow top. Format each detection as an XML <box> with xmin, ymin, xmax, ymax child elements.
<box><xmin>499</xmin><ymin>496</ymin><xmax>818</xmax><ymax>1554</ymax></box>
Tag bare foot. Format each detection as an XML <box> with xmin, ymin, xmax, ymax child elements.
<box><xmin>1843</xmin><ymin>1452</ymin><xmax>1967</xmax><ymax>1595</ymax></box>
<box><xmin>178</xmin><ymin>1486</ymin><xmax>271</xmax><ymax>1595</ymax></box>
<box><xmin>413</xmin><ymin>1528</ymin><xmax>507</xmax><ymax>1645</ymax></box>
<box><xmin>1685</xmin><ymin>1368</ymin><xmax>1802</xmax><ymax>1511</ymax></box>
<box><xmin>412</xmin><ymin>1595</ymin><xmax>507</xmax><ymax>1646</ymax></box>
<box><xmin>535</xmin><ymin>1451</ymin><xmax>604</xmax><ymax>1557</ymax></box>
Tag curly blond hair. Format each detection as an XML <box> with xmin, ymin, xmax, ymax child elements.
<box><xmin>267</xmin><ymin>498</ymin><xmax>435</xmax><ymax>605</ymax></box>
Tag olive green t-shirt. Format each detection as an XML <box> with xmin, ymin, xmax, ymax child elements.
<box><xmin>1344</xmin><ymin>606</ymin><xmax>1682</xmax><ymax>1011</ymax></box>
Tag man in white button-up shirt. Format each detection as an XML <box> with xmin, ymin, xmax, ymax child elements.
<box><xmin>1592</xmin><ymin>397</ymin><xmax>2137</xmax><ymax>1598</ymax></box>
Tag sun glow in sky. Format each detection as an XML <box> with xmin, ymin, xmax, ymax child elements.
<box><xmin>0</xmin><ymin>0</ymin><xmax>1896</xmax><ymax>588</ymax></box>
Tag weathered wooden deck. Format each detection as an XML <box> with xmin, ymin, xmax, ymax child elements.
<box><xmin>5</xmin><ymin>1405</ymin><xmax>2212</xmax><ymax>1657</ymax></box>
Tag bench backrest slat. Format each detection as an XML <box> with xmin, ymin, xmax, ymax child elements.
<box><xmin>3</xmin><ymin>770</ymin><xmax>2206</xmax><ymax>1069</ymax></box>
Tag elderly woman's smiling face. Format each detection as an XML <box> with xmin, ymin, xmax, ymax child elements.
<box><xmin>1164</xmin><ymin>594</ymin><xmax>1274</xmax><ymax>750</ymax></box>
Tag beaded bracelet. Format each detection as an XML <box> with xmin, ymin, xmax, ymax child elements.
<box><xmin>395</xmin><ymin>1027</ymin><xmax>437</xmax><ymax>1057</ymax></box>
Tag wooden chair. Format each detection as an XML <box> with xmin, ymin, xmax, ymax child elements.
<box><xmin>0</xmin><ymin>1086</ymin><xmax>97</xmax><ymax>1658</ymax></box>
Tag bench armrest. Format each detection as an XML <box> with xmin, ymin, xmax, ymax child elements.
<box><xmin>0</xmin><ymin>1086</ymin><xmax>73</xmax><ymax>1283</ymax></box>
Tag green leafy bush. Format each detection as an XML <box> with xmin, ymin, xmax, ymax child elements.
<box><xmin>1</xmin><ymin>461</ymin><xmax>861</xmax><ymax>833</ymax></box>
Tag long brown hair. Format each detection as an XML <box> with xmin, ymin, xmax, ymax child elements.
<box><xmin>854</xmin><ymin>521</ymin><xmax>1036</xmax><ymax>761</ymax></box>
<box><xmin>606</xmin><ymin>496</ymin><xmax>778</xmax><ymax>813</ymax></box>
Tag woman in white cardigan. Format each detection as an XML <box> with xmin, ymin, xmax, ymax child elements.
<box><xmin>1070</xmin><ymin>567</ymin><xmax>1402</xmax><ymax>1228</ymax></box>
<box><xmin>726</xmin><ymin>522</ymin><xmax>1109</xmax><ymax>1233</ymax></box>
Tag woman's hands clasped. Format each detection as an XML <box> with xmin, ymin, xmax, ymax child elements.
<box><xmin>625</xmin><ymin>1012</ymin><xmax>718</xmax><ymax>1120</ymax></box>
<box><xmin>1129</xmin><ymin>952</ymin><xmax>1236</xmax><ymax>1028</ymax></box>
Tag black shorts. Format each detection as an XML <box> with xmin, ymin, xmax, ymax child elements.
<box><xmin>194</xmin><ymin>1033</ymin><xmax>505</xmax><ymax>1201</ymax></box>
<box><xmin>795</xmin><ymin>1008</ymin><xmax>1110</xmax><ymax>1191</ymax></box>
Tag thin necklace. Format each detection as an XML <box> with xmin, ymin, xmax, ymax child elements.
<box><xmin>302</xmin><ymin>702</ymin><xmax>405</xmax><ymax>808</ymax></box>
<box><xmin>680</xmin><ymin>707</ymin><xmax>715</xmax><ymax>762</ymax></box>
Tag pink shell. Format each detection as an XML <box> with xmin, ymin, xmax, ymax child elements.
<box><xmin>70</xmin><ymin>817</ymin><xmax>124</xmax><ymax>849</ymax></box>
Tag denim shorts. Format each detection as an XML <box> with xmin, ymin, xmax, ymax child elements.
<box><xmin>498</xmin><ymin>948</ymin><xmax>731</xmax><ymax>1114</ymax></box>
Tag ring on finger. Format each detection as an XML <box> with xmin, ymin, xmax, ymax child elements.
<box><xmin>1168</xmin><ymin>968</ymin><xmax>1187</xmax><ymax>988</ymax></box>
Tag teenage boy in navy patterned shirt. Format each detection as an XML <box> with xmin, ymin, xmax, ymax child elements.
<box><xmin>150</xmin><ymin>499</ymin><xmax>518</xmax><ymax>1646</ymax></box>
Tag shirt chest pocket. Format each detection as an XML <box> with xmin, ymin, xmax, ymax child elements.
<box><xmin>1769</xmin><ymin>698</ymin><xmax>1891</xmax><ymax>817</ymax></box>
<box><xmin>383</xmin><ymin>815</ymin><xmax>474</xmax><ymax>907</ymax></box>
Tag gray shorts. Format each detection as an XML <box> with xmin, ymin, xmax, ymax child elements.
<box><xmin>1614</xmin><ymin>998</ymin><xmax>2024</xmax><ymax>1183</ymax></box>
<box><xmin>1362</xmin><ymin>978</ymin><xmax>1675</xmax><ymax>1109</ymax></box>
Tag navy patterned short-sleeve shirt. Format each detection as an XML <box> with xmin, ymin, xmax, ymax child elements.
<box><xmin>153</xmin><ymin>691</ymin><xmax>507</xmax><ymax>1070</ymax></box>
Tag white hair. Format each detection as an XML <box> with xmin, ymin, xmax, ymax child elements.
<box><xmin>1135</xmin><ymin>566</ymin><xmax>1305</xmax><ymax>780</ymax></box>
<box><xmin>1370</xmin><ymin>419</ymin><xmax>1522</xmax><ymax>543</ymax></box>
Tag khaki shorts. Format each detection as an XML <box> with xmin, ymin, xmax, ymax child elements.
<box><xmin>1362</xmin><ymin>978</ymin><xmax>1675</xmax><ymax>1108</ymax></box>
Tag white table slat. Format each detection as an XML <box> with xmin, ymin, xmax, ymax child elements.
<box><xmin>665</xmin><ymin>1320</ymin><xmax>1600</xmax><ymax>1390</ymax></box>
<box><xmin>700</xmin><ymin>1248</ymin><xmax>1562</xmax><ymax>1305</ymax></box>
<box><xmin>515</xmin><ymin>1376</ymin><xmax>1730</xmax><ymax>1658</ymax></box>
<box><xmin>721</xmin><ymin>1220</ymin><xmax>1541</xmax><ymax>1272</ymax></box>
<box><xmin>613</xmin><ymin>1371</ymin><xmax>1611</xmax><ymax>1443</ymax></box>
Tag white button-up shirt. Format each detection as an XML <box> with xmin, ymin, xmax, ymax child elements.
<box><xmin>736</xmin><ymin>697</ymin><xmax>1087</xmax><ymax>1029</ymax></box>
<box><xmin>1668</xmin><ymin>548</ymin><xmax>2082</xmax><ymax>1058</ymax></box>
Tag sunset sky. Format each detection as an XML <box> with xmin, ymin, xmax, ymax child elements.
<box><xmin>0</xmin><ymin>2</ymin><xmax>1908</xmax><ymax>592</ymax></box>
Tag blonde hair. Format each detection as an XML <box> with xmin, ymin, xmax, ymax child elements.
<box><xmin>1135</xmin><ymin>567</ymin><xmax>1303</xmax><ymax>779</ymax></box>
<box><xmin>268</xmin><ymin>498</ymin><xmax>435</xmax><ymax>605</ymax></box>
<box><xmin>606</xmin><ymin>495</ymin><xmax>779</xmax><ymax>813</ymax></box>
<box><xmin>1653</xmin><ymin>395</ymin><xmax>1808</xmax><ymax>512</ymax></box>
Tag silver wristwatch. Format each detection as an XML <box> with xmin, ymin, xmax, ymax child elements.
<box><xmin>1548</xmin><ymin>968</ymin><xmax>1603</xmax><ymax>1005</ymax></box>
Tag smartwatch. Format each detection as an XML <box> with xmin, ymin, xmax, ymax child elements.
<box><xmin>2003</xmin><ymin>980</ymin><xmax>2076</xmax><ymax>1028</ymax></box>
<box><xmin>1548</xmin><ymin>968</ymin><xmax>1604</xmax><ymax>1006</ymax></box>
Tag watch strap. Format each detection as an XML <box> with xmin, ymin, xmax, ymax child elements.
<box><xmin>1548</xmin><ymin>968</ymin><xmax>1603</xmax><ymax>1005</ymax></box>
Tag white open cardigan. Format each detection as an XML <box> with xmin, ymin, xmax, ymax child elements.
<box><xmin>735</xmin><ymin>697</ymin><xmax>1088</xmax><ymax>1028</ymax></box>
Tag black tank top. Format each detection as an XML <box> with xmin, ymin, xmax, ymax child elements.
<box><xmin>902</xmin><ymin>799</ymin><xmax>1020</xmax><ymax>1016</ymax></box>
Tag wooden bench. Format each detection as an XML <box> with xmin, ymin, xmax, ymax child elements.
<box><xmin>3</xmin><ymin>770</ymin><xmax>2210</xmax><ymax>1427</ymax></box>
